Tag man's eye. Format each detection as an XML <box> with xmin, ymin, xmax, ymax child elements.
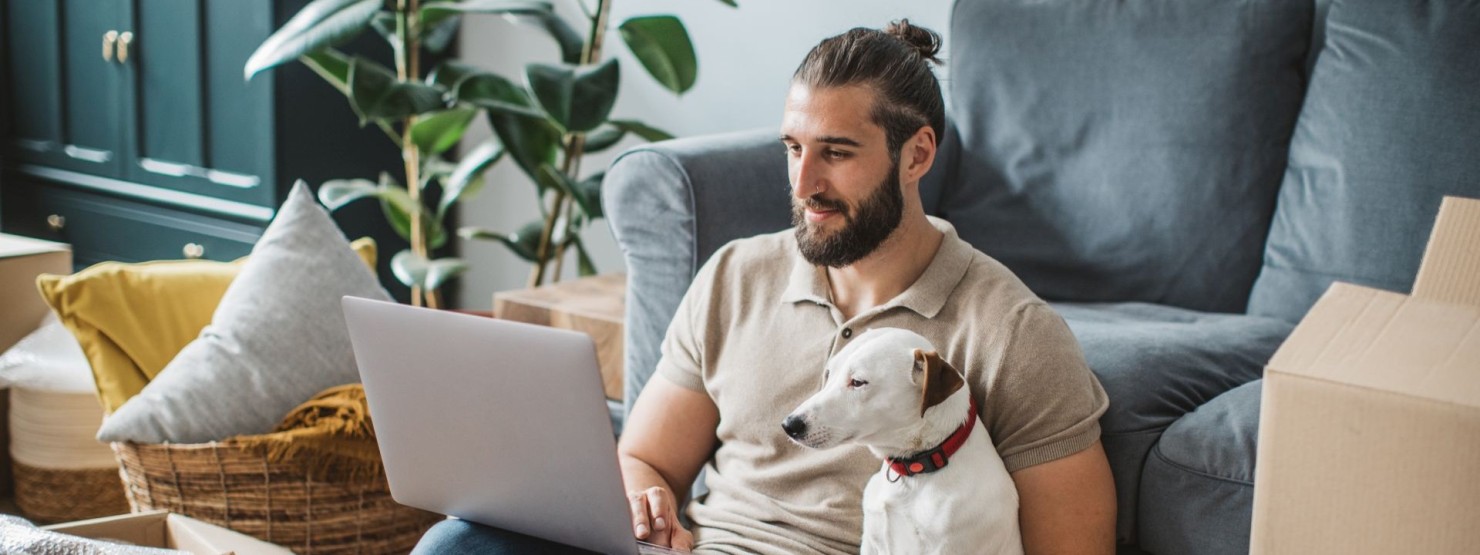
<box><xmin>825</xmin><ymin>150</ymin><xmax>850</xmax><ymax>160</ymax></box>
<box><xmin>848</xmin><ymin>379</ymin><xmax>868</xmax><ymax>388</ymax></box>
<box><xmin>785</xmin><ymin>144</ymin><xmax>802</xmax><ymax>156</ymax></box>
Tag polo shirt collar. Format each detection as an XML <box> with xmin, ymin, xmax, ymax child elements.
<box><xmin>781</xmin><ymin>217</ymin><xmax>973</xmax><ymax>319</ymax></box>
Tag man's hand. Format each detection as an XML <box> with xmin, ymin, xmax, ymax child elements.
<box><xmin>628</xmin><ymin>485</ymin><xmax>695</xmax><ymax>550</ymax></box>
<box><xmin>618</xmin><ymin>375</ymin><xmax>719</xmax><ymax>552</ymax></box>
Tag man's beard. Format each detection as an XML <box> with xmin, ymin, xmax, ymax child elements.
<box><xmin>792</xmin><ymin>163</ymin><xmax>905</xmax><ymax>268</ymax></box>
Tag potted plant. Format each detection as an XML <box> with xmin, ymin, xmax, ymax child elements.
<box><xmin>245</xmin><ymin>0</ymin><xmax>730</xmax><ymax>306</ymax></box>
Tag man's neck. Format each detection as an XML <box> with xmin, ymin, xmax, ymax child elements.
<box><xmin>825</xmin><ymin>212</ymin><xmax>944</xmax><ymax>320</ymax></box>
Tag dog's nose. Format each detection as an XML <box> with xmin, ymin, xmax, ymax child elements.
<box><xmin>781</xmin><ymin>415</ymin><xmax>808</xmax><ymax>439</ymax></box>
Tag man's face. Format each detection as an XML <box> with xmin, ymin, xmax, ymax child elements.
<box><xmin>780</xmin><ymin>84</ymin><xmax>904</xmax><ymax>268</ymax></box>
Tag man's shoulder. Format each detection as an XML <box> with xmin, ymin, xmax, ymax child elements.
<box><xmin>703</xmin><ymin>228</ymin><xmax>796</xmax><ymax>273</ymax></box>
<box><xmin>950</xmin><ymin>241</ymin><xmax>1051</xmax><ymax>319</ymax></box>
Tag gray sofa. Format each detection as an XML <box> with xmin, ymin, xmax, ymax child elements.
<box><xmin>601</xmin><ymin>1</ymin><xmax>1480</xmax><ymax>553</ymax></box>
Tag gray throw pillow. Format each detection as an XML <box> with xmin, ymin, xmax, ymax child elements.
<box><xmin>1247</xmin><ymin>0</ymin><xmax>1480</xmax><ymax>322</ymax></box>
<box><xmin>98</xmin><ymin>182</ymin><xmax>391</xmax><ymax>443</ymax></box>
<box><xmin>943</xmin><ymin>0</ymin><xmax>1313</xmax><ymax>313</ymax></box>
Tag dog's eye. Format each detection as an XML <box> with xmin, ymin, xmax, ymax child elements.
<box><xmin>848</xmin><ymin>379</ymin><xmax>868</xmax><ymax>388</ymax></box>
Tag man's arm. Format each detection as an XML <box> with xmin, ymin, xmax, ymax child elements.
<box><xmin>1011</xmin><ymin>440</ymin><xmax>1117</xmax><ymax>555</ymax></box>
<box><xmin>617</xmin><ymin>375</ymin><xmax>719</xmax><ymax>550</ymax></box>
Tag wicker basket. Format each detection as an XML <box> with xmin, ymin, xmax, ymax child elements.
<box><xmin>113</xmin><ymin>441</ymin><xmax>442</xmax><ymax>554</ymax></box>
<box><xmin>12</xmin><ymin>461</ymin><xmax>129</xmax><ymax>523</ymax></box>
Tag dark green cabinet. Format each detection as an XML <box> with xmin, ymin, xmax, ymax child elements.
<box><xmin>1</xmin><ymin>0</ymin><xmax>421</xmax><ymax>300</ymax></box>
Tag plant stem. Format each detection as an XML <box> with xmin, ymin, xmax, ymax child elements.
<box><xmin>528</xmin><ymin>0</ymin><xmax>611</xmax><ymax>287</ymax></box>
<box><xmin>397</xmin><ymin>0</ymin><xmax>435</xmax><ymax>308</ymax></box>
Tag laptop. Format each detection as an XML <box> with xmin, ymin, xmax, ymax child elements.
<box><xmin>342</xmin><ymin>296</ymin><xmax>683</xmax><ymax>555</ymax></box>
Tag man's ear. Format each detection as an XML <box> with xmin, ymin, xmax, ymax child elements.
<box><xmin>901</xmin><ymin>125</ymin><xmax>937</xmax><ymax>184</ymax></box>
<box><xmin>912</xmin><ymin>348</ymin><xmax>964</xmax><ymax>417</ymax></box>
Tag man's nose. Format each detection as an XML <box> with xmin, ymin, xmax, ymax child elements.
<box><xmin>781</xmin><ymin>414</ymin><xmax>808</xmax><ymax>439</ymax></box>
<box><xmin>791</xmin><ymin>152</ymin><xmax>825</xmax><ymax>199</ymax></box>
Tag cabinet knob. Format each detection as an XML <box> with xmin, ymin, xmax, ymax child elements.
<box><xmin>103</xmin><ymin>31</ymin><xmax>118</xmax><ymax>62</ymax></box>
<box><xmin>46</xmin><ymin>214</ymin><xmax>66</xmax><ymax>232</ymax></box>
<box><xmin>183</xmin><ymin>243</ymin><xmax>205</xmax><ymax>259</ymax></box>
<box><xmin>117</xmin><ymin>32</ymin><xmax>133</xmax><ymax>64</ymax></box>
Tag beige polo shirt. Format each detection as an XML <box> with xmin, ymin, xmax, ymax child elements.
<box><xmin>655</xmin><ymin>217</ymin><xmax>1108</xmax><ymax>555</ymax></box>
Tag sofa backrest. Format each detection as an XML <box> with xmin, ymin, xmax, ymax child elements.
<box><xmin>1246</xmin><ymin>0</ymin><xmax>1480</xmax><ymax>323</ymax></box>
<box><xmin>939</xmin><ymin>0</ymin><xmax>1315</xmax><ymax>313</ymax></box>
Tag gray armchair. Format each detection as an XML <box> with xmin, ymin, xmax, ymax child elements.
<box><xmin>602</xmin><ymin>1</ymin><xmax>1480</xmax><ymax>553</ymax></box>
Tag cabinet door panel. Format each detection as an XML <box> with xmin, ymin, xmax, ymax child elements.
<box><xmin>39</xmin><ymin>184</ymin><xmax>261</xmax><ymax>266</ymax></box>
<box><xmin>4</xmin><ymin>0</ymin><xmax>127</xmax><ymax>176</ymax></box>
<box><xmin>59</xmin><ymin>0</ymin><xmax>127</xmax><ymax>176</ymax></box>
<box><xmin>127</xmin><ymin>0</ymin><xmax>274</xmax><ymax>207</ymax></box>
<box><xmin>4</xmin><ymin>1</ymin><xmax>65</xmax><ymax>162</ymax></box>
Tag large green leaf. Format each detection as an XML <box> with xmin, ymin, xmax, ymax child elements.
<box><xmin>422</xmin><ymin>14</ymin><xmax>462</xmax><ymax>53</ymax></box>
<box><xmin>487</xmin><ymin>110</ymin><xmax>563</xmax><ymax>184</ymax></box>
<box><xmin>453</xmin><ymin>71</ymin><xmax>545</xmax><ymax>118</ymax></box>
<box><xmin>439</xmin><ymin>139</ymin><xmax>505</xmax><ymax>217</ymax></box>
<box><xmin>410</xmin><ymin>107</ymin><xmax>478</xmax><ymax>155</ymax></box>
<box><xmin>572</xmin><ymin>235</ymin><xmax>598</xmax><ymax>277</ymax></box>
<box><xmin>505</xmin><ymin>12</ymin><xmax>584</xmax><ymax>64</ymax></box>
<box><xmin>582</xmin><ymin>125</ymin><xmax>626</xmax><ymax>153</ymax></box>
<box><xmin>576</xmin><ymin>171</ymin><xmax>605</xmax><ymax>219</ymax></box>
<box><xmin>526</xmin><ymin>59</ymin><xmax>619</xmax><ymax>133</ymax></box>
<box><xmin>421</xmin><ymin>0</ymin><xmax>552</xmax><ymax>28</ymax></box>
<box><xmin>459</xmin><ymin>220</ymin><xmax>547</xmax><ymax>262</ymax></box>
<box><xmin>427</xmin><ymin>60</ymin><xmax>480</xmax><ymax>91</ymax></box>
<box><xmin>244</xmin><ymin>0</ymin><xmax>380</xmax><ymax>80</ymax></box>
<box><xmin>535</xmin><ymin>166</ymin><xmax>604</xmax><ymax>220</ymax></box>
<box><xmin>390</xmin><ymin>250</ymin><xmax>468</xmax><ymax>290</ymax></box>
<box><xmin>366</xmin><ymin>173</ymin><xmax>447</xmax><ymax>249</ymax></box>
<box><xmin>317</xmin><ymin>178</ymin><xmax>378</xmax><ymax>210</ymax></box>
<box><xmin>716</xmin><ymin>0</ymin><xmax>738</xmax><ymax>6</ymax></box>
<box><xmin>348</xmin><ymin>56</ymin><xmax>446</xmax><ymax>124</ymax></box>
<box><xmin>608</xmin><ymin>119</ymin><xmax>674</xmax><ymax>142</ymax></box>
<box><xmin>368</xmin><ymin>11</ymin><xmax>397</xmax><ymax>49</ymax></box>
<box><xmin>618</xmin><ymin>16</ymin><xmax>697</xmax><ymax>94</ymax></box>
<box><xmin>299</xmin><ymin>48</ymin><xmax>353</xmax><ymax>95</ymax></box>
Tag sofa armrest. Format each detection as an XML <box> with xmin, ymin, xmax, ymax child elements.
<box><xmin>602</xmin><ymin>129</ymin><xmax>791</xmax><ymax>415</ymax></box>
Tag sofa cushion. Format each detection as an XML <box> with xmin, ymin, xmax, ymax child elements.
<box><xmin>97</xmin><ymin>182</ymin><xmax>391</xmax><ymax>444</ymax></box>
<box><xmin>1248</xmin><ymin>0</ymin><xmax>1480</xmax><ymax>322</ymax></box>
<box><xmin>947</xmin><ymin>0</ymin><xmax>1313</xmax><ymax>313</ymax></box>
<box><xmin>1139</xmin><ymin>379</ymin><xmax>1262</xmax><ymax>555</ymax></box>
<box><xmin>1054</xmin><ymin>303</ymin><xmax>1290</xmax><ymax>543</ymax></box>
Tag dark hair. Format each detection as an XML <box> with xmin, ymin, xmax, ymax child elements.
<box><xmin>791</xmin><ymin>19</ymin><xmax>945</xmax><ymax>160</ymax></box>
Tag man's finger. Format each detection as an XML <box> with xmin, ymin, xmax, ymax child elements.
<box><xmin>644</xmin><ymin>489</ymin><xmax>673</xmax><ymax>546</ymax></box>
<box><xmin>646</xmin><ymin>489</ymin><xmax>671</xmax><ymax>531</ymax></box>
<box><xmin>629</xmin><ymin>493</ymin><xmax>652</xmax><ymax>539</ymax></box>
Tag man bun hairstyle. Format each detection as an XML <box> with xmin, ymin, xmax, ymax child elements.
<box><xmin>792</xmin><ymin>19</ymin><xmax>945</xmax><ymax>161</ymax></box>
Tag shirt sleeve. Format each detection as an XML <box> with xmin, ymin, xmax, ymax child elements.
<box><xmin>981</xmin><ymin>301</ymin><xmax>1109</xmax><ymax>473</ymax></box>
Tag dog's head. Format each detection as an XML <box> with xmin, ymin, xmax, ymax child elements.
<box><xmin>782</xmin><ymin>328</ymin><xmax>965</xmax><ymax>450</ymax></box>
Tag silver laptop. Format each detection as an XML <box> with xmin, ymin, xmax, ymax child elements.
<box><xmin>342</xmin><ymin>296</ymin><xmax>681</xmax><ymax>555</ymax></box>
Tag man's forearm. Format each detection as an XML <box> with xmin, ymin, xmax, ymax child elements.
<box><xmin>620</xmin><ymin>454</ymin><xmax>688</xmax><ymax>502</ymax></box>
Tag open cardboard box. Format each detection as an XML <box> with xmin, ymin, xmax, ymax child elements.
<box><xmin>1251</xmin><ymin>196</ymin><xmax>1480</xmax><ymax>553</ymax></box>
<box><xmin>43</xmin><ymin>511</ymin><xmax>294</xmax><ymax>555</ymax></box>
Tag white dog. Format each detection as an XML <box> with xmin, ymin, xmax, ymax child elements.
<box><xmin>782</xmin><ymin>328</ymin><xmax>1023</xmax><ymax>555</ymax></box>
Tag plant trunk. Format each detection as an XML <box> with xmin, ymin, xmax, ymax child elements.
<box><xmin>528</xmin><ymin>0</ymin><xmax>612</xmax><ymax>287</ymax></box>
<box><xmin>397</xmin><ymin>0</ymin><xmax>437</xmax><ymax>308</ymax></box>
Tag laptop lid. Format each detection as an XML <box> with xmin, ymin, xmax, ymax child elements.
<box><xmin>342</xmin><ymin>296</ymin><xmax>638</xmax><ymax>555</ymax></box>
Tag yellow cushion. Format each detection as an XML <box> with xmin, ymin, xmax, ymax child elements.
<box><xmin>37</xmin><ymin>238</ymin><xmax>377</xmax><ymax>413</ymax></box>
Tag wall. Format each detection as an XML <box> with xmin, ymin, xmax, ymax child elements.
<box><xmin>455</xmin><ymin>0</ymin><xmax>953</xmax><ymax>307</ymax></box>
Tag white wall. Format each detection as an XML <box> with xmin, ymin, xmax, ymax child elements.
<box><xmin>454</xmin><ymin>0</ymin><xmax>953</xmax><ymax>308</ymax></box>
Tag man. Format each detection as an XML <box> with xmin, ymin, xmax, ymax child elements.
<box><xmin>416</xmin><ymin>21</ymin><xmax>1115</xmax><ymax>554</ymax></box>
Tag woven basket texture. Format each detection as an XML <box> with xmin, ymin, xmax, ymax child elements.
<box><xmin>13</xmin><ymin>461</ymin><xmax>129</xmax><ymax>523</ymax></box>
<box><xmin>113</xmin><ymin>441</ymin><xmax>442</xmax><ymax>554</ymax></box>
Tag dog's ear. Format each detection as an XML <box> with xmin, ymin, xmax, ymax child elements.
<box><xmin>912</xmin><ymin>349</ymin><xmax>965</xmax><ymax>417</ymax></box>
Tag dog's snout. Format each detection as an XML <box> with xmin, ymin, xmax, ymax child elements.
<box><xmin>782</xmin><ymin>415</ymin><xmax>808</xmax><ymax>439</ymax></box>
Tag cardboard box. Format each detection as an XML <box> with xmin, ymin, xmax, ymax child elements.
<box><xmin>0</xmin><ymin>233</ymin><xmax>71</xmax><ymax>499</ymax></box>
<box><xmin>1251</xmin><ymin>196</ymin><xmax>1480</xmax><ymax>554</ymax></box>
<box><xmin>0</xmin><ymin>233</ymin><xmax>71</xmax><ymax>353</ymax></box>
<box><xmin>495</xmin><ymin>273</ymin><xmax>626</xmax><ymax>400</ymax></box>
<box><xmin>43</xmin><ymin>511</ymin><xmax>294</xmax><ymax>555</ymax></box>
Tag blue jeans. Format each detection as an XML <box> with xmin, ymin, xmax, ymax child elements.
<box><xmin>412</xmin><ymin>519</ymin><xmax>601</xmax><ymax>554</ymax></box>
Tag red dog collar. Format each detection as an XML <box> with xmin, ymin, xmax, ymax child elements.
<box><xmin>887</xmin><ymin>398</ymin><xmax>978</xmax><ymax>479</ymax></box>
